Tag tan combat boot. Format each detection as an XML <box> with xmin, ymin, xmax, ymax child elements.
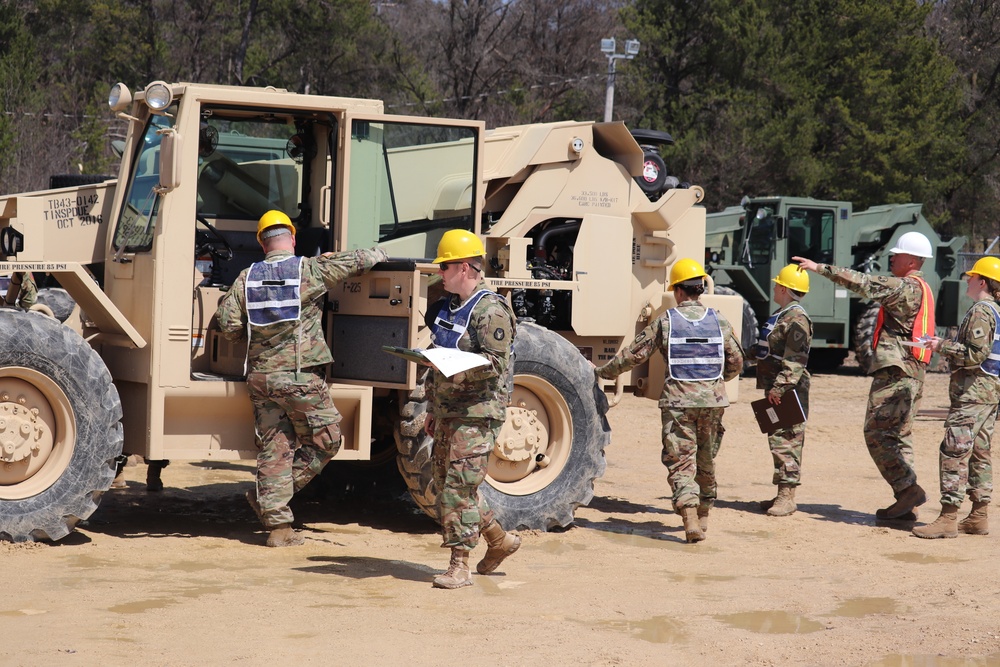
<box><xmin>767</xmin><ymin>484</ymin><xmax>797</xmax><ymax>517</ymax></box>
<box><xmin>697</xmin><ymin>503</ymin><xmax>711</xmax><ymax>533</ymax></box>
<box><xmin>476</xmin><ymin>520</ymin><xmax>521</xmax><ymax>575</ymax></box>
<box><xmin>878</xmin><ymin>484</ymin><xmax>927</xmax><ymax>520</ymax></box>
<box><xmin>912</xmin><ymin>504</ymin><xmax>959</xmax><ymax>539</ymax></box>
<box><xmin>266</xmin><ymin>523</ymin><xmax>305</xmax><ymax>547</ymax></box>
<box><xmin>433</xmin><ymin>548</ymin><xmax>473</xmax><ymax>589</ymax></box>
<box><xmin>958</xmin><ymin>501</ymin><xmax>989</xmax><ymax>535</ymax></box>
<box><xmin>680</xmin><ymin>506</ymin><xmax>705</xmax><ymax>543</ymax></box>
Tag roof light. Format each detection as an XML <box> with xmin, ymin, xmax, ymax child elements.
<box><xmin>108</xmin><ymin>83</ymin><xmax>132</xmax><ymax>112</ymax></box>
<box><xmin>144</xmin><ymin>81</ymin><xmax>173</xmax><ymax>112</ymax></box>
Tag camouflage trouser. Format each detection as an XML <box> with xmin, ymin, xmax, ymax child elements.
<box><xmin>938</xmin><ymin>400</ymin><xmax>996</xmax><ymax>507</ymax></box>
<box><xmin>767</xmin><ymin>376</ymin><xmax>810</xmax><ymax>486</ymax></box>
<box><xmin>661</xmin><ymin>407</ymin><xmax>725</xmax><ymax>511</ymax></box>
<box><xmin>864</xmin><ymin>367</ymin><xmax>924</xmax><ymax>494</ymax></box>
<box><xmin>247</xmin><ymin>370</ymin><xmax>342</xmax><ymax>527</ymax></box>
<box><xmin>432</xmin><ymin>417</ymin><xmax>500</xmax><ymax>551</ymax></box>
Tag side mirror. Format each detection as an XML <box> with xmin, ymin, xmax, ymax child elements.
<box><xmin>156</xmin><ymin>128</ymin><xmax>182</xmax><ymax>193</ymax></box>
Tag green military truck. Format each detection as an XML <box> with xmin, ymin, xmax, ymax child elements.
<box><xmin>705</xmin><ymin>196</ymin><xmax>969</xmax><ymax>373</ymax></box>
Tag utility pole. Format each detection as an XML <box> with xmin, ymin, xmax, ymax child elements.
<box><xmin>601</xmin><ymin>38</ymin><xmax>640</xmax><ymax>122</ymax></box>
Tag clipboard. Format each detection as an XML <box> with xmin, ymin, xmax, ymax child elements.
<box><xmin>751</xmin><ymin>389</ymin><xmax>806</xmax><ymax>434</ymax></box>
<box><xmin>381</xmin><ymin>345</ymin><xmax>489</xmax><ymax>378</ymax></box>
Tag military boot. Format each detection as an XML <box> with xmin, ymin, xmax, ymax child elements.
<box><xmin>912</xmin><ymin>504</ymin><xmax>959</xmax><ymax>539</ymax></box>
<box><xmin>433</xmin><ymin>548</ymin><xmax>473</xmax><ymax>589</ymax></box>
<box><xmin>958</xmin><ymin>501</ymin><xmax>989</xmax><ymax>535</ymax></box>
<box><xmin>476</xmin><ymin>520</ymin><xmax>521</xmax><ymax>575</ymax></box>
<box><xmin>767</xmin><ymin>484</ymin><xmax>797</xmax><ymax>517</ymax></box>
<box><xmin>680</xmin><ymin>506</ymin><xmax>705</xmax><ymax>543</ymax></box>
<box><xmin>697</xmin><ymin>503</ymin><xmax>711</xmax><ymax>533</ymax></box>
<box><xmin>878</xmin><ymin>483</ymin><xmax>927</xmax><ymax>520</ymax></box>
<box><xmin>266</xmin><ymin>524</ymin><xmax>304</xmax><ymax>547</ymax></box>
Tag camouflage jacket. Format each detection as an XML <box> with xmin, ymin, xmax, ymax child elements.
<box><xmin>426</xmin><ymin>280</ymin><xmax>516</xmax><ymax>421</ymax></box>
<box><xmin>818</xmin><ymin>265</ymin><xmax>928</xmax><ymax>377</ymax></box>
<box><xmin>596</xmin><ymin>300</ymin><xmax>743</xmax><ymax>409</ymax></box>
<box><xmin>940</xmin><ymin>297</ymin><xmax>1000</xmax><ymax>405</ymax></box>
<box><xmin>216</xmin><ymin>247</ymin><xmax>386</xmax><ymax>373</ymax></box>
<box><xmin>755</xmin><ymin>303</ymin><xmax>812</xmax><ymax>397</ymax></box>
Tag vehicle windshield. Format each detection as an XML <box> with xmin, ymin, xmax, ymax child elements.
<box><xmin>112</xmin><ymin>110</ymin><xmax>176</xmax><ymax>252</ymax></box>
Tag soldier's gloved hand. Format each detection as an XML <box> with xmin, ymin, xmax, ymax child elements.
<box><xmin>767</xmin><ymin>388</ymin><xmax>783</xmax><ymax>405</ymax></box>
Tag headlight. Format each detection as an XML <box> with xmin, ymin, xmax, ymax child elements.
<box><xmin>144</xmin><ymin>81</ymin><xmax>173</xmax><ymax>112</ymax></box>
<box><xmin>108</xmin><ymin>83</ymin><xmax>132</xmax><ymax>112</ymax></box>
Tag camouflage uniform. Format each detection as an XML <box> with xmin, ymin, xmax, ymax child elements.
<box><xmin>596</xmin><ymin>300</ymin><xmax>743</xmax><ymax>511</ymax></box>
<box><xmin>216</xmin><ymin>247</ymin><xmax>386</xmax><ymax>527</ymax></box>
<box><xmin>2</xmin><ymin>272</ymin><xmax>36</xmax><ymax>309</ymax></box>
<box><xmin>817</xmin><ymin>265</ymin><xmax>929</xmax><ymax>494</ymax></box>
<box><xmin>935</xmin><ymin>297</ymin><xmax>1000</xmax><ymax>507</ymax></box>
<box><xmin>426</xmin><ymin>279</ymin><xmax>516</xmax><ymax>551</ymax></box>
<box><xmin>755</xmin><ymin>303</ymin><xmax>812</xmax><ymax>486</ymax></box>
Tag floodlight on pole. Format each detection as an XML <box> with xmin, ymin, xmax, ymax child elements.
<box><xmin>601</xmin><ymin>37</ymin><xmax>640</xmax><ymax>122</ymax></box>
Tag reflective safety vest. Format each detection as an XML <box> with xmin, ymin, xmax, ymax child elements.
<box><xmin>245</xmin><ymin>256</ymin><xmax>303</xmax><ymax>326</ymax></box>
<box><xmin>754</xmin><ymin>303</ymin><xmax>805</xmax><ymax>360</ymax></box>
<box><xmin>873</xmin><ymin>275</ymin><xmax>934</xmax><ymax>364</ymax></box>
<box><xmin>667</xmin><ymin>308</ymin><xmax>724</xmax><ymax>381</ymax></box>
<box><xmin>431</xmin><ymin>289</ymin><xmax>496</xmax><ymax>349</ymax></box>
<box><xmin>978</xmin><ymin>301</ymin><xmax>1000</xmax><ymax>377</ymax></box>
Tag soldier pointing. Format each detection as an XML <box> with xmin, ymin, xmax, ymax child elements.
<box><xmin>794</xmin><ymin>231</ymin><xmax>935</xmax><ymax>521</ymax></box>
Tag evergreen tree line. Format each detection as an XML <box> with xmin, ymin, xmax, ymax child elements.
<box><xmin>1</xmin><ymin>0</ymin><xmax>998</xmax><ymax>244</ymax></box>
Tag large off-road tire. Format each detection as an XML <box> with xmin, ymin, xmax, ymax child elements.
<box><xmin>853</xmin><ymin>302</ymin><xmax>880</xmax><ymax>375</ymax></box>
<box><xmin>35</xmin><ymin>287</ymin><xmax>75</xmax><ymax>323</ymax></box>
<box><xmin>394</xmin><ymin>323</ymin><xmax>611</xmax><ymax>530</ymax></box>
<box><xmin>0</xmin><ymin>310</ymin><xmax>123</xmax><ymax>542</ymax></box>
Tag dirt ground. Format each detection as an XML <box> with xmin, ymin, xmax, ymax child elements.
<box><xmin>3</xmin><ymin>365</ymin><xmax>1000</xmax><ymax>667</ymax></box>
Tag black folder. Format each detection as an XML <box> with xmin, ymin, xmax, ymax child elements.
<box><xmin>750</xmin><ymin>389</ymin><xmax>806</xmax><ymax>434</ymax></box>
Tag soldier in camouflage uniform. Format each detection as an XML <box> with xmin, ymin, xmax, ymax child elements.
<box><xmin>913</xmin><ymin>256</ymin><xmax>1000</xmax><ymax>538</ymax></box>
<box><xmin>755</xmin><ymin>265</ymin><xmax>812</xmax><ymax>517</ymax></box>
<box><xmin>595</xmin><ymin>258</ymin><xmax>743</xmax><ymax>543</ymax></box>
<box><xmin>421</xmin><ymin>229</ymin><xmax>520</xmax><ymax>589</ymax></box>
<box><xmin>216</xmin><ymin>210</ymin><xmax>387</xmax><ymax>547</ymax></box>
<box><xmin>795</xmin><ymin>231</ymin><xmax>936</xmax><ymax>520</ymax></box>
<box><xmin>2</xmin><ymin>272</ymin><xmax>36</xmax><ymax>309</ymax></box>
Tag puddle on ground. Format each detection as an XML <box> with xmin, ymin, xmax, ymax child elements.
<box><xmin>0</xmin><ymin>609</ymin><xmax>47</xmax><ymax>617</ymax></box>
<box><xmin>667</xmin><ymin>573</ymin><xmax>736</xmax><ymax>584</ymax></box>
<box><xmin>536</xmin><ymin>540</ymin><xmax>587</xmax><ymax>555</ymax></box>
<box><xmin>829</xmin><ymin>597</ymin><xmax>898</xmax><ymax>617</ymax></box>
<box><xmin>887</xmin><ymin>552</ymin><xmax>969</xmax><ymax>565</ymax></box>
<box><xmin>867</xmin><ymin>654</ymin><xmax>1000</xmax><ymax>667</ymax></box>
<box><xmin>716</xmin><ymin>610</ymin><xmax>824</xmax><ymax>634</ymax></box>
<box><xmin>108</xmin><ymin>599</ymin><xmax>174</xmax><ymax>614</ymax></box>
<box><xmin>64</xmin><ymin>554</ymin><xmax>117</xmax><ymax>569</ymax></box>
<box><xmin>724</xmin><ymin>530</ymin><xmax>772</xmax><ymax>540</ymax></box>
<box><xmin>595</xmin><ymin>616</ymin><xmax>687</xmax><ymax>644</ymax></box>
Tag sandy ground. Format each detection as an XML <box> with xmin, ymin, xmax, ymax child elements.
<box><xmin>3</xmin><ymin>365</ymin><xmax>1000</xmax><ymax>667</ymax></box>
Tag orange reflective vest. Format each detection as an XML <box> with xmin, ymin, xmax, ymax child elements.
<box><xmin>872</xmin><ymin>275</ymin><xmax>935</xmax><ymax>364</ymax></box>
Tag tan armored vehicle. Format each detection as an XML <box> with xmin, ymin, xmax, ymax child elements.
<box><xmin>0</xmin><ymin>81</ymin><xmax>739</xmax><ymax>542</ymax></box>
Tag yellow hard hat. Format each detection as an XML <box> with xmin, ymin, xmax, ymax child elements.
<box><xmin>773</xmin><ymin>264</ymin><xmax>809</xmax><ymax>294</ymax></box>
<box><xmin>966</xmin><ymin>256</ymin><xmax>1000</xmax><ymax>283</ymax></box>
<box><xmin>434</xmin><ymin>229</ymin><xmax>485</xmax><ymax>263</ymax></box>
<box><xmin>668</xmin><ymin>258</ymin><xmax>707</xmax><ymax>290</ymax></box>
<box><xmin>257</xmin><ymin>209</ymin><xmax>296</xmax><ymax>244</ymax></box>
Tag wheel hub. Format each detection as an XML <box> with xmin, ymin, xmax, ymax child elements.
<box><xmin>0</xmin><ymin>378</ymin><xmax>58</xmax><ymax>487</ymax></box>
<box><xmin>0</xmin><ymin>400</ymin><xmax>45</xmax><ymax>463</ymax></box>
<box><xmin>491</xmin><ymin>396</ymin><xmax>552</xmax><ymax>483</ymax></box>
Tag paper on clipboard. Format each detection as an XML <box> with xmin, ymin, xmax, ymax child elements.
<box><xmin>900</xmin><ymin>336</ymin><xmax>933</xmax><ymax>349</ymax></box>
<box><xmin>381</xmin><ymin>345</ymin><xmax>489</xmax><ymax>378</ymax></box>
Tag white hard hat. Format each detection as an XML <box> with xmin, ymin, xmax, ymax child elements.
<box><xmin>888</xmin><ymin>231</ymin><xmax>933</xmax><ymax>259</ymax></box>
